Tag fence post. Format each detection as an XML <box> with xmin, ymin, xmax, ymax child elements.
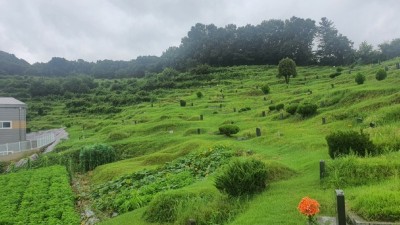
<box><xmin>335</xmin><ymin>189</ymin><xmax>346</xmax><ymax>225</ymax></box>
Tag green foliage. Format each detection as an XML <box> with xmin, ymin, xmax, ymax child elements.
<box><xmin>144</xmin><ymin>189</ymin><xmax>244</xmax><ymax>225</ymax></box>
<box><xmin>215</xmin><ymin>158</ymin><xmax>268</xmax><ymax>197</ymax></box>
<box><xmin>351</xmin><ymin>183</ymin><xmax>400</xmax><ymax>221</ymax></box>
<box><xmin>0</xmin><ymin>166</ymin><xmax>80</xmax><ymax>224</ymax></box>
<box><xmin>317</xmin><ymin>17</ymin><xmax>354</xmax><ymax>65</ymax></box>
<box><xmin>329</xmin><ymin>72</ymin><xmax>342</xmax><ymax>78</ymax></box>
<box><xmin>79</xmin><ymin>144</ymin><xmax>116</xmax><ymax>172</ymax></box>
<box><xmin>355</xmin><ymin>72</ymin><xmax>366</xmax><ymax>85</ymax></box>
<box><xmin>143</xmin><ymin>190</ymin><xmax>195</xmax><ymax>223</ymax></box>
<box><xmin>238</xmin><ymin>107</ymin><xmax>251</xmax><ymax>112</ymax></box>
<box><xmin>190</xmin><ymin>64</ymin><xmax>212</xmax><ymax>75</ymax></box>
<box><xmin>326</xmin><ymin>130</ymin><xmax>375</xmax><ymax>159</ymax></box>
<box><xmin>376</xmin><ymin>69</ymin><xmax>387</xmax><ymax>81</ymax></box>
<box><xmin>87</xmin><ymin>106</ymin><xmax>122</xmax><ymax>114</ymax></box>
<box><xmin>261</xmin><ymin>84</ymin><xmax>270</xmax><ymax>94</ymax></box>
<box><xmin>323</xmin><ymin>154</ymin><xmax>400</xmax><ymax>187</ymax></box>
<box><xmin>278</xmin><ymin>57</ymin><xmax>297</xmax><ymax>84</ymax></box>
<box><xmin>108</xmin><ymin>131</ymin><xmax>130</xmax><ymax>141</ymax></box>
<box><xmin>336</xmin><ymin>67</ymin><xmax>344</xmax><ymax>72</ymax></box>
<box><xmin>275</xmin><ymin>103</ymin><xmax>284</xmax><ymax>111</ymax></box>
<box><xmin>268</xmin><ymin>105</ymin><xmax>276</xmax><ymax>111</ymax></box>
<box><xmin>91</xmin><ymin>146</ymin><xmax>232</xmax><ymax>213</ymax></box>
<box><xmin>219</xmin><ymin>124</ymin><xmax>240</xmax><ymax>136</ymax></box>
<box><xmin>179</xmin><ymin>99</ymin><xmax>186</xmax><ymax>107</ymax></box>
<box><xmin>296</xmin><ymin>102</ymin><xmax>317</xmax><ymax>117</ymax></box>
<box><xmin>285</xmin><ymin>103</ymin><xmax>298</xmax><ymax>115</ymax></box>
<box><xmin>196</xmin><ymin>91</ymin><xmax>203</xmax><ymax>98</ymax></box>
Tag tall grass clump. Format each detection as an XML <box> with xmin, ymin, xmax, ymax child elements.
<box><xmin>143</xmin><ymin>189</ymin><xmax>245</xmax><ymax>225</ymax></box>
<box><xmin>215</xmin><ymin>158</ymin><xmax>267</xmax><ymax>197</ymax></box>
<box><xmin>351</xmin><ymin>181</ymin><xmax>400</xmax><ymax>222</ymax></box>
<box><xmin>143</xmin><ymin>190</ymin><xmax>195</xmax><ymax>223</ymax></box>
<box><xmin>79</xmin><ymin>144</ymin><xmax>116</xmax><ymax>172</ymax></box>
<box><xmin>323</xmin><ymin>153</ymin><xmax>400</xmax><ymax>188</ymax></box>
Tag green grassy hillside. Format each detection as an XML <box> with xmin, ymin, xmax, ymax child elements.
<box><xmin>9</xmin><ymin>58</ymin><xmax>400</xmax><ymax>224</ymax></box>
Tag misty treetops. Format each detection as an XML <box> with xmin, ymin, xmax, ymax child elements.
<box><xmin>1</xmin><ymin>16</ymin><xmax>399</xmax><ymax>78</ymax></box>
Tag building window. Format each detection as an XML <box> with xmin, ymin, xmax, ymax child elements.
<box><xmin>0</xmin><ymin>121</ymin><xmax>12</xmax><ymax>129</ymax></box>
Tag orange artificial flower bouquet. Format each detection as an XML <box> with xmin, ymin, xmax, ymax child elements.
<box><xmin>298</xmin><ymin>196</ymin><xmax>320</xmax><ymax>224</ymax></box>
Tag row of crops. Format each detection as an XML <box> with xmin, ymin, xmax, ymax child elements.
<box><xmin>0</xmin><ymin>165</ymin><xmax>80</xmax><ymax>225</ymax></box>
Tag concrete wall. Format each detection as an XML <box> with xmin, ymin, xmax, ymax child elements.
<box><xmin>0</xmin><ymin>107</ymin><xmax>26</xmax><ymax>144</ymax></box>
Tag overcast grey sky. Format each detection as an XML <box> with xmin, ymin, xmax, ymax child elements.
<box><xmin>0</xmin><ymin>0</ymin><xmax>399</xmax><ymax>64</ymax></box>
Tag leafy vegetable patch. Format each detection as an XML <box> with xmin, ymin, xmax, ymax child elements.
<box><xmin>91</xmin><ymin>145</ymin><xmax>232</xmax><ymax>214</ymax></box>
<box><xmin>0</xmin><ymin>166</ymin><xmax>80</xmax><ymax>225</ymax></box>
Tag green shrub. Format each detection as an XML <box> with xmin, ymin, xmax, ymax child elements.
<box><xmin>329</xmin><ymin>72</ymin><xmax>342</xmax><ymax>78</ymax></box>
<box><xmin>285</xmin><ymin>104</ymin><xmax>298</xmax><ymax>115</ymax></box>
<box><xmin>215</xmin><ymin>159</ymin><xmax>268</xmax><ymax>197</ymax></box>
<box><xmin>79</xmin><ymin>144</ymin><xmax>116</xmax><ymax>172</ymax></box>
<box><xmin>144</xmin><ymin>189</ymin><xmax>244</xmax><ymax>225</ymax></box>
<box><xmin>275</xmin><ymin>103</ymin><xmax>284</xmax><ymax>111</ymax></box>
<box><xmin>219</xmin><ymin>125</ymin><xmax>240</xmax><ymax>136</ymax></box>
<box><xmin>143</xmin><ymin>190</ymin><xmax>195</xmax><ymax>223</ymax></box>
<box><xmin>190</xmin><ymin>64</ymin><xmax>212</xmax><ymax>75</ymax></box>
<box><xmin>326</xmin><ymin>130</ymin><xmax>375</xmax><ymax>159</ymax></box>
<box><xmin>297</xmin><ymin>103</ymin><xmax>317</xmax><ymax>117</ymax></box>
<box><xmin>376</xmin><ymin>69</ymin><xmax>387</xmax><ymax>81</ymax></box>
<box><xmin>238</xmin><ymin>107</ymin><xmax>251</xmax><ymax>112</ymax></box>
<box><xmin>196</xmin><ymin>91</ymin><xmax>203</xmax><ymax>98</ymax></box>
<box><xmin>175</xmin><ymin>190</ymin><xmax>244</xmax><ymax>225</ymax></box>
<box><xmin>108</xmin><ymin>131</ymin><xmax>129</xmax><ymax>141</ymax></box>
<box><xmin>179</xmin><ymin>100</ymin><xmax>186</xmax><ymax>107</ymax></box>
<box><xmin>261</xmin><ymin>84</ymin><xmax>270</xmax><ymax>94</ymax></box>
<box><xmin>268</xmin><ymin>105</ymin><xmax>276</xmax><ymax>111</ymax></box>
<box><xmin>355</xmin><ymin>73</ymin><xmax>366</xmax><ymax>85</ymax></box>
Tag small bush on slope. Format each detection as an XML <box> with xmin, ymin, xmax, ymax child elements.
<box><xmin>215</xmin><ymin>158</ymin><xmax>267</xmax><ymax>197</ymax></box>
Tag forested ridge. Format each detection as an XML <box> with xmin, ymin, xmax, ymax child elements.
<box><xmin>1</xmin><ymin>17</ymin><xmax>400</xmax><ymax>78</ymax></box>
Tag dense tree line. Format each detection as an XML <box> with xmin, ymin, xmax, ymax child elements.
<box><xmin>1</xmin><ymin>17</ymin><xmax>400</xmax><ymax>78</ymax></box>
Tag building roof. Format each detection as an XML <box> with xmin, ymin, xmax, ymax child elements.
<box><xmin>0</xmin><ymin>97</ymin><xmax>26</xmax><ymax>107</ymax></box>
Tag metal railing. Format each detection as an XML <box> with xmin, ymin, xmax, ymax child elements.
<box><xmin>0</xmin><ymin>133</ymin><xmax>55</xmax><ymax>156</ymax></box>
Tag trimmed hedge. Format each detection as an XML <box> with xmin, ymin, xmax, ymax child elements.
<box><xmin>326</xmin><ymin>130</ymin><xmax>375</xmax><ymax>159</ymax></box>
<box><xmin>219</xmin><ymin>125</ymin><xmax>240</xmax><ymax>136</ymax></box>
<box><xmin>297</xmin><ymin>103</ymin><xmax>317</xmax><ymax>117</ymax></box>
